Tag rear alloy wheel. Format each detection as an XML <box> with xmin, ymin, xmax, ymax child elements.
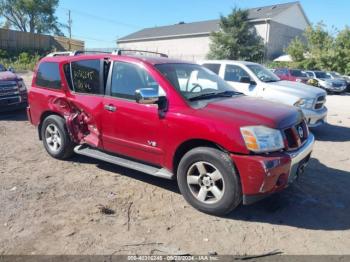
<box><xmin>177</xmin><ymin>147</ymin><xmax>241</xmax><ymax>215</ymax></box>
<box><xmin>41</xmin><ymin>115</ymin><xmax>75</xmax><ymax>160</ymax></box>
<box><xmin>45</xmin><ymin>124</ymin><xmax>62</xmax><ymax>153</ymax></box>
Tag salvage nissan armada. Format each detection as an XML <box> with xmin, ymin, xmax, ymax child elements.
<box><xmin>28</xmin><ymin>50</ymin><xmax>314</xmax><ymax>215</ymax></box>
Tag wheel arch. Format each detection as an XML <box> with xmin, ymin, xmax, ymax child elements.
<box><xmin>172</xmin><ymin>139</ymin><xmax>228</xmax><ymax>175</ymax></box>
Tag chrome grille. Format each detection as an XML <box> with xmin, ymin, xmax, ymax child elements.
<box><xmin>0</xmin><ymin>81</ymin><xmax>18</xmax><ymax>97</ymax></box>
<box><xmin>332</xmin><ymin>82</ymin><xmax>343</xmax><ymax>87</ymax></box>
<box><xmin>284</xmin><ymin>120</ymin><xmax>309</xmax><ymax>151</ymax></box>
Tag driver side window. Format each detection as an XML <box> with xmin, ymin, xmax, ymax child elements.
<box><xmin>110</xmin><ymin>62</ymin><xmax>165</xmax><ymax>100</ymax></box>
<box><xmin>224</xmin><ymin>65</ymin><xmax>250</xmax><ymax>82</ymax></box>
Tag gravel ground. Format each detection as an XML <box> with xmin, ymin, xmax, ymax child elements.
<box><xmin>0</xmin><ymin>72</ymin><xmax>349</xmax><ymax>255</ymax></box>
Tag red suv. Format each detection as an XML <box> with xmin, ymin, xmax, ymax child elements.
<box><xmin>274</xmin><ymin>68</ymin><xmax>309</xmax><ymax>84</ymax></box>
<box><xmin>27</xmin><ymin>51</ymin><xmax>314</xmax><ymax>215</ymax></box>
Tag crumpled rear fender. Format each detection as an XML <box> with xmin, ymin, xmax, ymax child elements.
<box><xmin>49</xmin><ymin>97</ymin><xmax>101</xmax><ymax>148</ymax></box>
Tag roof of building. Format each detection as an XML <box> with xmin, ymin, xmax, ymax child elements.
<box><xmin>119</xmin><ymin>1</ymin><xmax>301</xmax><ymax>42</ymax></box>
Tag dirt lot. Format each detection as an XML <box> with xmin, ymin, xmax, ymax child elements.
<box><xmin>0</xmin><ymin>72</ymin><xmax>350</xmax><ymax>255</ymax></box>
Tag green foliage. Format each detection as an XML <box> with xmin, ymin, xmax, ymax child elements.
<box><xmin>284</xmin><ymin>37</ymin><xmax>305</xmax><ymax>62</ymax></box>
<box><xmin>0</xmin><ymin>0</ymin><xmax>63</xmax><ymax>35</ymax></box>
<box><xmin>0</xmin><ymin>49</ymin><xmax>44</xmax><ymax>70</ymax></box>
<box><xmin>333</xmin><ymin>26</ymin><xmax>350</xmax><ymax>75</ymax></box>
<box><xmin>207</xmin><ymin>8</ymin><xmax>265</xmax><ymax>62</ymax></box>
<box><xmin>285</xmin><ymin>22</ymin><xmax>350</xmax><ymax>75</ymax></box>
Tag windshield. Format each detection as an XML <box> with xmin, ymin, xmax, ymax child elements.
<box><xmin>290</xmin><ymin>69</ymin><xmax>307</xmax><ymax>77</ymax></box>
<box><xmin>246</xmin><ymin>64</ymin><xmax>280</xmax><ymax>82</ymax></box>
<box><xmin>155</xmin><ymin>63</ymin><xmax>240</xmax><ymax>101</ymax></box>
<box><xmin>315</xmin><ymin>71</ymin><xmax>330</xmax><ymax>79</ymax></box>
<box><xmin>330</xmin><ymin>72</ymin><xmax>341</xmax><ymax>78</ymax></box>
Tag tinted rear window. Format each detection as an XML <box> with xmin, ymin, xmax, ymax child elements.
<box><xmin>290</xmin><ymin>70</ymin><xmax>306</xmax><ymax>77</ymax></box>
<box><xmin>36</xmin><ymin>62</ymin><xmax>61</xmax><ymax>89</ymax></box>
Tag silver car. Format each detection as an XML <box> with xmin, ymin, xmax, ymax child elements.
<box><xmin>199</xmin><ymin>60</ymin><xmax>328</xmax><ymax>128</ymax></box>
<box><xmin>306</xmin><ymin>71</ymin><xmax>347</xmax><ymax>93</ymax></box>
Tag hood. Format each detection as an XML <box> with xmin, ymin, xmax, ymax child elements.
<box><xmin>0</xmin><ymin>71</ymin><xmax>20</xmax><ymax>81</ymax></box>
<box><xmin>196</xmin><ymin>96</ymin><xmax>302</xmax><ymax>129</ymax></box>
<box><xmin>318</xmin><ymin>78</ymin><xmax>343</xmax><ymax>83</ymax></box>
<box><xmin>267</xmin><ymin>80</ymin><xmax>326</xmax><ymax>98</ymax></box>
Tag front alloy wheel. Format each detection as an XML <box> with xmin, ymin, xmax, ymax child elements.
<box><xmin>187</xmin><ymin>161</ymin><xmax>225</xmax><ymax>204</ymax></box>
<box><xmin>177</xmin><ymin>147</ymin><xmax>242</xmax><ymax>215</ymax></box>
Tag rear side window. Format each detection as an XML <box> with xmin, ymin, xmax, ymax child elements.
<box><xmin>202</xmin><ymin>63</ymin><xmax>221</xmax><ymax>74</ymax></box>
<box><xmin>70</xmin><ymin>59</ymin><xmax>103</xmax><ymax>94</ymax></box>
<box><xmin>36</xmin><ymin>62</ymin><xmax>61</xmax><ymax>89</ymax></box>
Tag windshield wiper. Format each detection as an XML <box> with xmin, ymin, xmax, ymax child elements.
<box><xmin>188</xmin><ymin>90</ymin><xmax>241</xmax><ymax>101</ymax></box>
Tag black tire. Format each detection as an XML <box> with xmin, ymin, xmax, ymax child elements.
<box><xmin>41</xmin><ymin>115</ymin><xmax>75</xmax><ymax>160</ymax></box>
<box><xmin>177</xmin><ymin>147</ymin><xmax>241</xmax><ymax>215</ymax></box>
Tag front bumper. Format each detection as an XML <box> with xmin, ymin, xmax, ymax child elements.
<box><xmin>302</xmin><ymin>107</ymin><xmax>328</xmax><ymax>128</ymax></box>
<box><xmin>231</xmin><ymin>134</ymin><xmax>315</xmax><ymax>205</ymax></box>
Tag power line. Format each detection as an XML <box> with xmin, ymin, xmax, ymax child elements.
<box><xmin>72</xmin><ymin>34</ymin><xmax>116</xmax><ymax>43</ymax></box>
<box><xmin>59</xmin><ymin>7</ymin><xmax>141</xmax><ymax>29</ymax></box>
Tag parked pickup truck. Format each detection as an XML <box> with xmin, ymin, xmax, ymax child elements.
<box><xmin>28</xmin><ymin>51</ymin><xmax>314</xmax><ymax>215</ymax></box>
<box><xmin>200</xmin><ymin>60</ymin><xmax>328</xmax><ymax>128</ymax></box>
<box><xmin>0</xmin><ymin>64</ymin><xmax>28</xmax><ymax>112</ymax></box>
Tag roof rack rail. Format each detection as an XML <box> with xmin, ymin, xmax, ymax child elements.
<box><xmin>47</xmin><ymin>50</ymin><xmax>113</xmax><ymax>57</ymax></box>
<box><xmin>46</xmin><ymin>51</ymin><xmax>80</xmax><ymax>57</ymax></box>
<box><xmin>46</xmin><ymin>49</ymin><xmax>169</xmax><ymax>58</ymax></box>
<box><xmin>113</xmin><ymin>49</ymin><xmax>168</xmax><ymax>58</ymax></box>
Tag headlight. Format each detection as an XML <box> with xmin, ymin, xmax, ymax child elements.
<box><xmin>18</xmin><ymin>81</ymin><xmax>27</xmax><ymax>92</ymax></box>
<box><xmin>294</xmin><ymin>98</ymin><xmax>314</xmax><ymax>109</ymax></box>
<box><xmin>240</xmin><ymin>126</ymin><xmax>284</xmax><ymax>153</ymax></box>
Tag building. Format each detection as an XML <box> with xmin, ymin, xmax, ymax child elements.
<box><xmin>117</xmin><ymin>1</ymin><xmax>310</xmax><ymax>61</ymax></box>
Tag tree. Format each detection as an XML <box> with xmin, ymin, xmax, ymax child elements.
<box><xmin>285</xmin><ymin>37</ymin><xmax>306</xmax><ymax>62</ymax></box>
<box><xmin>304</xmin><ymin>22</ymin><xmax>334</xmax><ymax>70</ymax></box>
<box><xmin>207</xmin><ymin>8</ymin><xmax>264</xmax><ymax>62</ymax></box>
<box><xmin>0</xmin><ymin>0</ymin><xmax>63</xmax><ymax>35</ymax></box>
<box><xmin>333</xmin><ymin>26</ymin><xmax>350</xmax><ymax>74</ymax></box>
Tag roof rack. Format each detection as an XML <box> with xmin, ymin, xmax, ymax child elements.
<box><xmin>46</xmin><ymin>49</ymin><xmax>168</xmax><ymax>58</ymax></box>
<box><xmin>46</xmin><ymin>51</ymin><xmax>79</xmax><ymax>57</ymax></box>
<box><xmin>46</xmin><ymin>50</ymin><xmax>113</xmax><ymax>57</ymax></box>
<box><xmin>113</xmin><ymin>49</ymin><xmax>168</xmax><ymax>58</ymax></box>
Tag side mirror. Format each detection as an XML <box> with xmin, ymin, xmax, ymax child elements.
<box><xmin>135</xmin><ymin>88</ymin><xmax>160</xmax><ymax>104</ymax></box>
<box><xmin>240</xmin><ymin>76</ymin><xmax>253</xmax><ymax>84</ymax></box>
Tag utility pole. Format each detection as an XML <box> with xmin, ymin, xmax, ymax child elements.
<box><xmin>67</xmin><ymin>10</ymin><xmax>72</xmax><ymax>50</ymax></box>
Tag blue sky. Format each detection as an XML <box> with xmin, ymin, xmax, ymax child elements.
<box><xmin>56</xmin><ymin>0</ymin><xmax>349</xmax><ymax>48</ymax></box>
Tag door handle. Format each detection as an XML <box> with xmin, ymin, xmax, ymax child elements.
<box><xmin>104</xmin><ymin>104</ymin><xmax>117</xmax><ymax>112</ymax></box>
